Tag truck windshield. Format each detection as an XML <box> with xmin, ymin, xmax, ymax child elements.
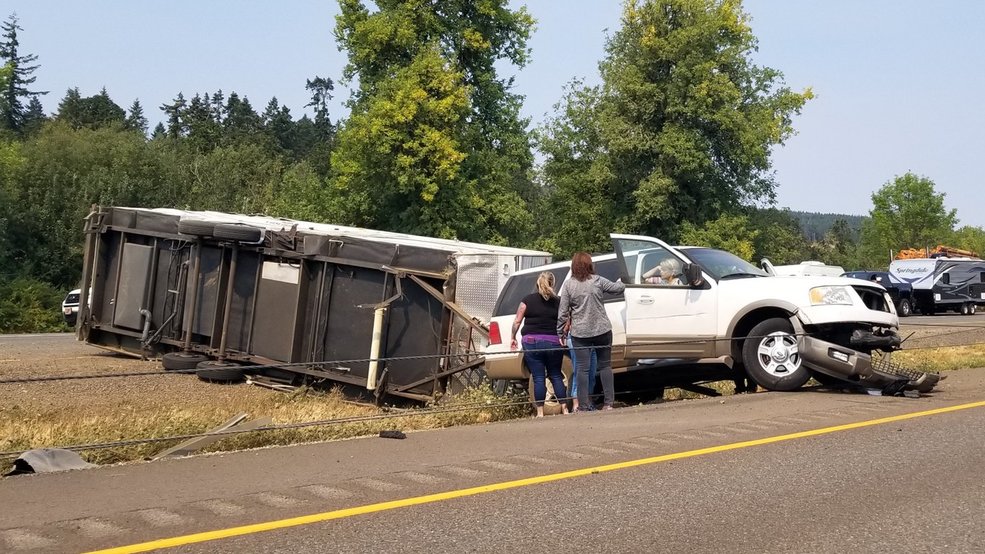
<box><xmin>683</xmin><ymin>248</ymin><xmax>768</xmax><ymax>280</ymax></box>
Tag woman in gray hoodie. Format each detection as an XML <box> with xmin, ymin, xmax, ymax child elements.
<box><xmin>557</xmin><ymin>252</ymin><xmax>625</xmax><ymax>411</ymax></box>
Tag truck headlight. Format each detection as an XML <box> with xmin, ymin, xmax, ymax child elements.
<box><xmin>809</xmin><ymin>286</ymin><xmax>854</xmax><ymax>306</ymax></box>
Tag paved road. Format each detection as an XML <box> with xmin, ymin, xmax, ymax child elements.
<box><xmin>2</xmin><ymin>368</ymin><xmax>985</xmax><ymax>553</ymax></box>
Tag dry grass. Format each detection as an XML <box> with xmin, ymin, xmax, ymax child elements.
<box><xmin>894</xmin><ymin>344</ymin><xmax>985</xmax><ymax>373</ymax></box>
<box><xmin>3</xmin><ymin>339</ymin><xmax>980</xmax><ymax>476</ymax></box>
<box><xmin>0</xmin><ymin>385</ymin><xmax>528</xmax><ymax>475</ymax></box>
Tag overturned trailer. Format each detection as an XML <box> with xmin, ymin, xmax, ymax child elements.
<box><xmin>77</xmin><ymin>206</ymin><xmax>551</xmax><ymax>401</ymax></box>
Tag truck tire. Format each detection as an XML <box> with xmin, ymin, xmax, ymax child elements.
<box><xmin>971</xmin><ymin>304</ymin><xmax>978</xmax><ymax>315</ymax></box>
<box><xmin>177</xmin><ymin>219</ymin><xmax>218</xmax><ymax>237</ymax></box>
<box><xmin>897</xmin><ymin>298</ymin><xmax>912</xmax><ymax>317</ymax></box>
<box><xmin>960</xmin><ymin>303</ymin><xmax>970</xmax><ymax>315</ymax></box>
<box><xmin>195</xmin><ymin>361</ymin><xmax>244</xmax><ymax>383</ymax></box>
<box><xmin>162</xmin><ymin>351</ymin><xmax>209</xmax><ymax>371</ymax></box>
<box><xmin>742</xmin><ymin>318</ymin><xmax>811</xmax><ymax>392</ymax></box>
<box><xmin>213</xmin><ymin>223</ymin><xmax>263</xmax><ymax>242</ymax></box>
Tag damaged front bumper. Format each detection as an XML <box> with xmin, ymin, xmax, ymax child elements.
<box><xmin>792</xmin><ymin>318</ymin><xmax>940</xmax><ymax>394</ymax></box>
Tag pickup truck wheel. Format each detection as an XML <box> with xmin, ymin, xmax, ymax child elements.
<box><xmin>897</xmin><ymin>298</ymin><xmax>912</xmax><ymax>317</ymax></box>
<box><xmin>742</xmin><ymin>318</ymin><xmax>811</xmax><ymax>391</ymax></box>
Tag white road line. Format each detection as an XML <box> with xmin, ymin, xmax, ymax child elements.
<box><xmin>395</xmin><ymin>471</ymin><xmax>447</xmax><ymax>484</ymax></box>
<box><xmin>350</xmin><ymin>478</ymin><xmax>405</xmax><ymax>492</ymax></box>
<box><xmin>192</xmin><ymin>500</ymin><xmax>246</xmax><ymax>517</ymax></box>
<box><xmin>133</xmin><ymin>509</ymin><xmax>185</xmax><ymax>527</ymax></box>
<box><xmin>299</xmin><ymin>485</ymin><xmax>354</xmax><ymax>500</ymax></box>
<box><xmin>251</xmin><ymin>493</ymin><xmax>304</xmax><ymax>508</ymax></box>
<box><xmin>473</xmin><ymin>460</ymin><xmax>522</xmax><ymax>471</ymax></box>
<box><xmin>65</xmin><ymin>518</ymin><xmax>126</xmax><ymax>538</ymax></box>
<box><xmin>437</xmin><ymin>465</ymin><xmax>486</xmax><ymax>478</ymax></box>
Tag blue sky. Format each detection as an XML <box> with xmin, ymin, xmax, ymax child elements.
<box><xmin>6</xmin><ymin>1</ymin><xmax>984</xmax><ymax>226</ymax></box>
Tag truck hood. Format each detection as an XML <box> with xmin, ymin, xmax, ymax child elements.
<box><xmin>717</xmin><ymin>275</ymin><xmax>897</xmax><ymax>327</ymax></box>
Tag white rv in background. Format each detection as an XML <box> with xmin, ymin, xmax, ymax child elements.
<box><xmin>767</xmin><ymin>260</ymin><xmax>845</xmax><ymax>277</ymax></box>
<box><xmin>889</xmin><ymin>257</ymin><xmax>985</xmax><ymax>315</ymax></box>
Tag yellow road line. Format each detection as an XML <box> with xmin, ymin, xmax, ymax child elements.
<box><xmin>87</xmin><ymin>399</ymin><xmax>985</xmax><ymax>554</ymax></box>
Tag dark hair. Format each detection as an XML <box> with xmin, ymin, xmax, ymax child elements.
<box><xmin>570</xmin><ymin>251</ymin><xmax>594</xmax><ymax>281</ymax></box>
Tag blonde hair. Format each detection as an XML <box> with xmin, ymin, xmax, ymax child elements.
<box><xmin>536</xmin><ymin>271</ymin><xmax>556</xmax><ymax>300</ymax></box>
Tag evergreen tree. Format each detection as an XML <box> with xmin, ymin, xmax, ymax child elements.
<box><xmin>262</xmin><ymin>97</ymin><xmax>295</xmax><ymax>153</ymax></box>
<box><xmin>223</xmin><ymin>92</ymin><xmax>260</xmax><ymax>142</ymax></box>
<box><xmin>21</xmin><ymin>95</ymin><xmax>46</xmax><ymax>134</ymax></box>
<box><xmin>55</xmin><ymin>87</ymin><xmax>125</xmax><ymax>129</ymax></box>
<box><xmin>151</xmin><ymin>121</ymin><xmax>166</xmax><ymax>139</ymax></box>
<box><xmin>56</xmin><ymin>87</ymin><xmax>81</xmax><ymax>120</ymax></box>
<box><xmin>185</xmin><ymin>92</ymin><xmax>221</xmax><ymax>150</ymax></box>
<box><xmin>305</xmin><ymin>76</ymin><xmax>334</xmax><ymax>140</ymax></box>
<box><xmin>124</xmin><ymin>99</ymin><xmax>148</xmax><ymax>134</ymax></box>
<box><xmin>160</xmin><ymin>92</ymin><xmax>187</xmax><ymax>138</ymax></box>
<box><xmin>210</xmin><ymin>89</ymin><xmax>226</xmax><ymax>123</ymax></box>
<box><xmin>0</xmin><ymin>14</ymin><xmax>47</xmax><ymax>133</ymax></box>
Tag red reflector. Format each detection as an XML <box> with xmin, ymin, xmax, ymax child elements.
<box><xmin>488</xmin><ymin>322</ymin><xmax>502</xmax><ymax>345</ymax></box>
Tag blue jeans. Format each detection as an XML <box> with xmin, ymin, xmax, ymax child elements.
<box><xmin>522</xmin><ymin>338</ymin><xmax>567</xmax><ymax>406</ymax></box>
<box><xmin>568</xmin><ymin>333</ymin><xmax>597</xmax><ymax>405</ymax></box>
<box><xmin>571</xmin><ymin>331</ymin><xmax>614</xmax><ymax>408</ymax></box>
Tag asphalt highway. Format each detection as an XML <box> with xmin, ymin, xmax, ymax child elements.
<box><xmin>3</xmin><ymin>368</ymin><xmax>985</xmax><ymax>553</ymax></box>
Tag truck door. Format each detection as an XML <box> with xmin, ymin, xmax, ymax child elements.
<box><xmin>611</xmin><ymin>234</ymin><xmax>719</xmax><ymax>359</ymax></box>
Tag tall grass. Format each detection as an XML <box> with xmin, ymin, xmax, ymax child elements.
<box><xmin>0</xmin><ymin>385</ymin><xmax>528</xmax><ymax>474</ymax></box>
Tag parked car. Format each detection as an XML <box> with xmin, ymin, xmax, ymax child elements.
<box><xmin>484</xmin><ymin>234</ymin><xmax>939</xmax><ymax>394</ymax></box>
<box><xmin>840</xmin><ymin>271</ymin><xmax>915</xmax><ymax>317</ymax></box>
<box><xmin>62</xmin><ymin>288</ymin><xmax>81</xmax><ymax>327</ymax></box>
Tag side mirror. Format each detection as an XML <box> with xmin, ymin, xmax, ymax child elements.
<box><xmin>684</xmin><ymin>263</ymin><xmax>704</xmax><ymax>287</ymax></box>
<box><xmin>760</xmin><ymin>258</ymin><xmax>776</xmax><ymax>276</ymax></box>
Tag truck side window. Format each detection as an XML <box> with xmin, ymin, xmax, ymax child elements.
<box><xmin>493</xmin><ymin>274</ymin><xmax>539</xmax><ymax>317</ymax></box>
<box><xmin>594</xmin><ymin>259</ymin><xmax>626</xmax><ymax>302</ymax></box>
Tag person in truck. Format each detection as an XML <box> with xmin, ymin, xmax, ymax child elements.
<box><xmin>642</xmin><ymin>257</ymin><xmax>685</xmax><ymax>285</ymax></box>
<box><xmin>510</xmin><ymin>272</ymin><xmax>569</xmax><ymax>417</ymax></box>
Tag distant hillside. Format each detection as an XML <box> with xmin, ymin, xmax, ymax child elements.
<box><xmin>787</xmin><ymin>210</ymin><xmax>867</xmax><ymax>242</ymax></box>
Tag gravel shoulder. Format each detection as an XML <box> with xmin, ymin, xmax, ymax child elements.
<box><xmin>0</xmin><ymin>334</ymin><xmax>274</xmax><ymax>412</ymax></box>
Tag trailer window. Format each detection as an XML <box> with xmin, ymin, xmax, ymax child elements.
<box><xmin>942</xmin><ymin>273</ymin><xmax>950</xmax><ymax>285</ymax></box>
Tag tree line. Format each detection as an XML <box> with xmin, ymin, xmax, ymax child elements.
<box><xmin>1</xmin><ymin>2</ymin><xmax>982</xmax><ymax>333</ymax></box>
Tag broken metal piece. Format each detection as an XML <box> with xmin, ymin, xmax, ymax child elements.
<box><xmin>151</xmin><ymin>413</ymin><xmax>272</xmax><ymax>460</ymax></box>
<box><xmin>379</xmin><ymin>430</ymin><xmax>406</xmax><ymax>440</ymax></box>
<box><xmin>5</xmin><ymin>448</ymin><xmax>97</xmax><ymax>476</ymax></box>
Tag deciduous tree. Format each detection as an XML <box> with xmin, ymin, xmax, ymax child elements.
<box><xmin>332</xmin><ymin>0</ymin><xmax>536</xmax><ymax>242</ymax></box>
<box><xmin>860</xmin><ymin>172</ymin><xmax>957</xmax><ymax>264</ymax></box>
<box><xmin>539</xmin><ymin>0</ymin><xmax>812</xmax><ymax>245</ymax></box>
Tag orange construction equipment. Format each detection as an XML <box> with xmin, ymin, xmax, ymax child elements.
<box><xmin>894</xmin><ymin>245</ymin><xmax>980</xmax><ymax>260</ymax></box>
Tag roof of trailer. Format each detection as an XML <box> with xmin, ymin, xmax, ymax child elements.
<box><xmin>132</xmin><ymin>208</ymin><xmax>551</xmax><ymax>257</ymax></box>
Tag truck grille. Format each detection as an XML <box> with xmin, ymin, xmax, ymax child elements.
<box><xmin>871</xmin><ymin>354</ymin><xmax>925</xmax><ymax>381</ymax></box>
<box><xmin>852</xmin><ymin>286</ymin><xmax>890</xmax><ymax>313</ymax></box>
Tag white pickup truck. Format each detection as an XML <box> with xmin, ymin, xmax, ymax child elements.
<box><xmin>484</xmin><ymin>234</ymin><xmax>939</xmax><ymax>394</ymax></box>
